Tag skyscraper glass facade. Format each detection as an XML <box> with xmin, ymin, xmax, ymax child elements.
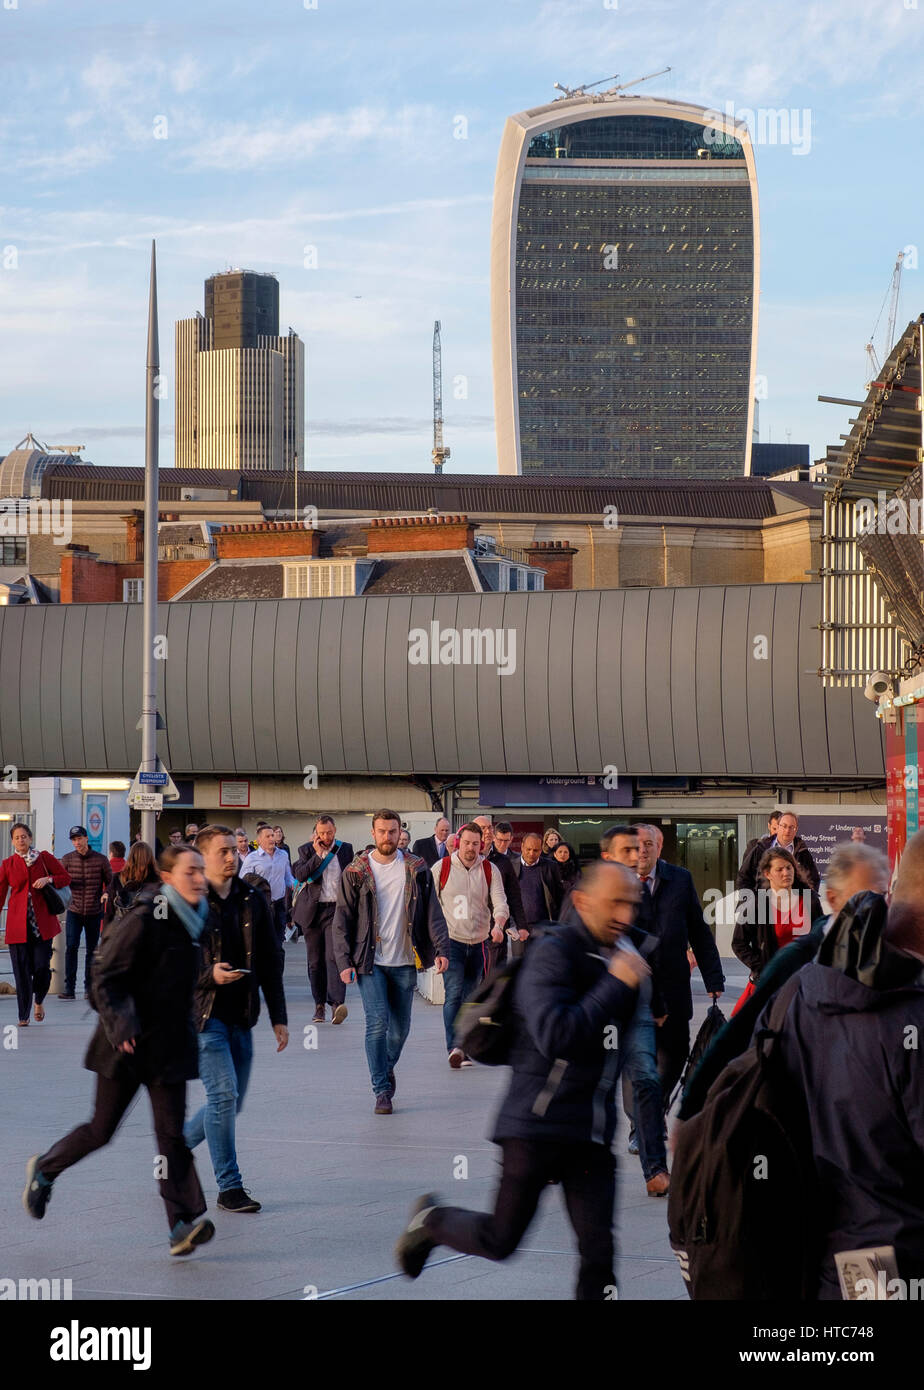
<box><xmin>510</xmin><ymin>112</ymin><xmax>755</xmax><ymax>477</ymax></box>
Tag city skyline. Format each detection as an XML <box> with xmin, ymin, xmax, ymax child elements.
<box><xmin>0</xmin><ymin>0</ymin><xmax>922</xmax><ymax>474</ymax></box>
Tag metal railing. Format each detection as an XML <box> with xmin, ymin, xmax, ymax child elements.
<box><xmin>110</xmin><ymin>541</ymin><xmax>214</xmax><ymax>563</ymax></box>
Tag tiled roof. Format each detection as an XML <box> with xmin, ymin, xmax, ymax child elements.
<box><xmin>362</xmin><ymin>557</ymin><xmax>479</xmax><ymax>595</ymax></box>
<box><xmin>177</xmin><ymin>564</ymin><xmax>283</xmax><ymax>601</ymax></box>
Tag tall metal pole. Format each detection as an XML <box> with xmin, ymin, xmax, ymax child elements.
<box><xmin>140</xmin><ymin>241</ymin><xmax>160</xmax><ymax>848</ymax></box>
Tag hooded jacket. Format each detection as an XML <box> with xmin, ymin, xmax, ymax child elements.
<box><xmin>754</xmin><ymin>891</ymin><xmax>924</xmax><ymax>1298</ymax></box>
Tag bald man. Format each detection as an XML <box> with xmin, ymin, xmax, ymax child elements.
<box><xmin>396</xmin><ymin>861</ymin><xmax>648</xmax><ymax>1301</ymax></box>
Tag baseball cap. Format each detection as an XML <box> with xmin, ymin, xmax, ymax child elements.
<box><xmin>69</xmin><ymin>825</ymin><xmax>89</xmax><ymax>839</ymax></box>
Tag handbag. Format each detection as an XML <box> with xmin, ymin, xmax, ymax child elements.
<box><xmin>37</xmin><ymin>852</ymin><xmax>72</xmax><ymax>916</ymax></box>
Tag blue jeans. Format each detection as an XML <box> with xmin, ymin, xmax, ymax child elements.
<box><xmin>356</xmin><ymin>964</ymin><xmax>417</xmax><ymax>1096</ymax></box>
<box><xmin>442</xmin><ymin>938</ymin><xmax>489</xmax><ymax>1051</ymax></box>
<box><xmin>184</xmin><ymin>1019</ymin><xmax>254</xmax><ymax>1193</ymax></box>
<box><xmin>620</xmin><ymin>997</ymin><xmax>667</xmax><ymax>1180</ymax></box>
<box><xmin>64</xmin><ymin>910</ymin><xmax>102</xmax><ymax>995</ymax></box>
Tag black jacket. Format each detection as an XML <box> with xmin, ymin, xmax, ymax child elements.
<box><xmin>735</xmin><ymin>833</ymin><xmax>820</xmax><ymax>894</ymax></box>
<box><xmin>560</xmin><ymin>889</ymin><xmax>667</xmax><ymax>1020</ymax></box>
<box><xmin>754</xmin><ymin>892</ymin><xmax>924</xmax><ymax>1297</ymax></box>
<box><xmin>486</xmin><ymin>847</ymin><xmax>527</xmax><ymax>933</ymax></box>
<box><xmin>492</xmin><ymin>920</ymin><xmax>639</xmax><ymax>1147</ymax></box>
<box><xmin>194</xmin><ymin>877</ymin><xmax>287</xmax><ymax>1032</ymax></box>
<box><xmin>85</xmin><ymin>886</ymin><xmax>200</xmax><ymax>1085</ymax></box>
<box><xmin>103</xmin><ymin>871</ymin><xmax>160</xmax><ymax>925</ymax></box>
<box><xmin>732</xmin><ymin>886</ymin><xmax>825</xmax><ymax>978</ymax></box>
<box><xmin>411</xmin><ymin>835</ymin><xmax>448</xmax><ymax>869</ymax></box>
<box><xmin>640</xmin><ymin>860</ymin><xmax>725</xmax><ymax>1021</ymax></box>
<box><xmin>292</xmin><ymin>840</ymin><xmax>354</xmax><ymax>931</ymax></box>
<box><xmin>332</xmin><ymin>850</ymin><xmax>450</xmax><ymax>975</ymax></box>
<box><xmin>511</xmin><ymin>855</ymin><xmax>563</xmax><ymax>924</ymax></box>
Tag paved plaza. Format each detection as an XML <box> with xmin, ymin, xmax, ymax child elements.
<box><xmin>1</xmin><ymin>941</ymin><xmax>747</xmax><ymax>1302</ymax></box>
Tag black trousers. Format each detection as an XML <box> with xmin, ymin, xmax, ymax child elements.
<box><xmin>425</xmin><ymin>1137</ymin><xmax>617</xmax><ymax>1301</ymax></box>
<box><xmin>10</xmin><ymin>936</ymin><xmax>53</xmax><ymax>1020</ymax></box>
<box><xmin>39</xmin><ymin>1073</ymin><xmax>206</xmax><ymax>1231</ymax></box>
<box><xmin>656</xmin><ymin>1016</ymin><xmax>690</xmax><ymax>1112</ymax></box>
<box><xmin>304</xmin><ymin>902</ymin><xmax>345</xmax><ymax>1006</ymax></box>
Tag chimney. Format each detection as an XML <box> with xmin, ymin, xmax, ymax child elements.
<box><xmin>526</xmin><ymin>540</ymin><xmax>578</xmax><ymax>590</ymax></box>
<box><xmin>214</xmin><ymin>520</ymin><xmax>320</xmax><ymax>560</ymax></box>
<box><xmin>364</xmin><ymin>513</ymin><xmax>477</xmax><ymax>554</ymax></box>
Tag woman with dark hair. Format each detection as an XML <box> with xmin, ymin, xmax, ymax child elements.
<box><xmin>0</xmin><ymin>822</ymin><xmax>70</xmax><ymax>1026</ymax></box>
<box><xmin>552</xmin><ymin>840</ymin><xmax>579</xmax><ymax>887</ymax></box>
<box><xmin>731</xmin><ymin>848</ymin><xmax>823</xmax><ymax>1015</ymax></box>
<box><xmin>23</xmin><ymin>844</ymin><xmax>215</xmax><ymax>1257</ymax></box>
<box><xmin>103</xmin><ymin>841</ymin><xmax>160</xmax><ymax>931</ymax></box>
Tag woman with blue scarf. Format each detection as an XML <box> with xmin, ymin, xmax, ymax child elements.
<box><xmin>23</xmin><ymin>844</ymin><xmax>216</xmax><ymax>1257</ymax></box>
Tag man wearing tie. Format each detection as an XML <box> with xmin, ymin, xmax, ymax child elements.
<box><xmin>634</xmin><ymin>823</ymin><xmax>724</xmax><ymax>1115</ymax></box>
<box><xmin>411</xmin><ymin>818</ymin><xmax>451</xmax><ymax>869</ymax></box>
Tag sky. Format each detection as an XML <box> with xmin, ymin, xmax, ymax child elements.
<box><xmin>1</xmin><ymin>0</ymin><xmax>922</xmax><ymax>475</ymax></box>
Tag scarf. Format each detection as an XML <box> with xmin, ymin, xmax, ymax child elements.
<box><xmin>15</xmin><ymin>847</ymin><xmax>40</xmax><ymax>867</ymax></box>
<box><xmin>161</xmin><ymin>884</ymin><xmax>210</xmax><ymax>942</ymax></box>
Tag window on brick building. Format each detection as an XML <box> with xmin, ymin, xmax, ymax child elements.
<box><xmin>0</xmin><ymin>538</ymin><xmax>26</xmax><ymax>566</ymax></box>
<box><xmin>123</xmin><ymin>578</ymin><xmax>143</xmax><ymax>603</ymax></box>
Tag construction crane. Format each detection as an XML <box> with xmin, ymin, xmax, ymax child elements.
<box><xmin>553</xmin><ymin>68</ymin><xmax>671</xmax><ymax>101</ymax></box>
<box><xmin>432</xmin><ymin>320</ymin><xmax>450</xmax><ymax>474</ymax></box>
<box><xmin>865</xmin><ymin>251</ymin><xmax>904</xmax><ymax>383</ymax></box>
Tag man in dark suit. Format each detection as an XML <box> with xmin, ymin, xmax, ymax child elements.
<box><xmin>634</xmin><ymin>823</ymin><xmax>724</xmax><ymax>1113</ymax></box>
<box><xmin>475</xmin><ymin>817</ymin><xmax>526</xmax><ymax>972</ymax></box>
<box><xmin>510</xmin><ymin>833</ymin><xmax>563</xmax><ymax>959</ymax></box>
<box><xmin>411</xmin><ymin>817</ymin><xmax>451</xmax><ymax>869</ymax></box>
<box><xmin>293</xmin><ymin>815</ymin><xmax>354</xmax><ymax>1025</ymax></box>
<box><xmin>735</xmin><ymin>809</ymin><xmax>820</xmax><ymax>895</ymax></box>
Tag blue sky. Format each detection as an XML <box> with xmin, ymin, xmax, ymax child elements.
<box><xmin>1</xmin><ymin>0</ymin><xmax>922</xmax><ymax>474</ymax></box>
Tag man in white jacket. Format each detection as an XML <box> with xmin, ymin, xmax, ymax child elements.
<box><xmin>433</xmin><ymin>823</ymin><xmax>509</xmax><ymax>1068</ymax></box>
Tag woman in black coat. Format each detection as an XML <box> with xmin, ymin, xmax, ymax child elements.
<box><xmin>23</xmin><ymin>845</ymin><xmax>215</xmax><ymax>1257</ymax></box>
<box><xmin>552</xmin><ymin>840</ymin><xmax>580</xmax><ymax>888</ymax></box>
<box><xmin>102</xmin><ymin>840</ymin><xmax>160</xmax><ymax>931</ymax></box>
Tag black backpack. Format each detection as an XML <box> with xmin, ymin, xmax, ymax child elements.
<box><xmin>670</xmin><ymin>1000</ymin><xmax>727</xmax><ymax>1108</ymax></box>
<box><xmin>667</xmin><ymin>975</ymin><xmax>821</xmax><ymax>1300</ymax></box>
<box><xmin>453</xmin><ymin>958</ymin><xmax>524</xmax><ymax>1065</ymax></box>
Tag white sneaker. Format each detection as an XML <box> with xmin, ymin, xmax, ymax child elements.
<box><xmin>448</xmin><ymin>1048</ymin><xmax>465</xmax><ymax>1068</ymax></box>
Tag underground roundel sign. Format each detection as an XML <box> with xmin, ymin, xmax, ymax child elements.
<box><xmin>88</xmin><ymin>808</ymin><xmax>103</xmax><ymax>838</ymax></box>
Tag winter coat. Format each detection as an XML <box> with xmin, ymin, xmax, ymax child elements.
<box><xmin>639</xmin><ymin>860</ymin><xmax>725</xmax><ymax>1021</ymax></box>
<box><xmin>193</xmin><ymin>877</ymin><xmax>287</xmax><ymax>1032</ymax></box>
<box><xmin>735</xmin><ymin>833</ymin><xmax>820</xmax><ymax>894</ymax></box>
<box><xmin>492</xmin><ymin>919</ymin><xmax>639</xmax><ymax>1147</ymax></box>
<box><xmin>85</xmin><ymin>886</ymin><xmax>200</xmax><ymax>1085</ymax></box>
<box><xmin>60</xmin><ymin>847</ymin><xmax>112</xmax><ymax>916</ymax></box>
<box><xmin>0</xmin><ymin>851</ymin><xmax>70</xmax><ymax>944</ymax></box>
<box><xmin>754</xmin><ymin>891</ymin><xmax>924</xmax><ymax>1297</ymax></box>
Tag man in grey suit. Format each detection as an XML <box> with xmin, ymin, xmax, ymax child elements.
<box><xmin>293</xmin><ymin>816</ymin><xmax>354</xmax><ymax>1025</ymax></box>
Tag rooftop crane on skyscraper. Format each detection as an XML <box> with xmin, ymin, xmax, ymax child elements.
<box><xmin>432</xmin><ymin>320</ymin><xmax>450</xmax><ymax>474</ymax></box>
<box><xmin>865</xmin><ymin>251</ymin><xmax>905</xmax><ymax>384</ymax></box>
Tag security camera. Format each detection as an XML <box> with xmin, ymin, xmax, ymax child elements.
<box><xmin>864</xmin><ymin>672</ymin><xmax>892</xmax><ymax>702</ymax></box>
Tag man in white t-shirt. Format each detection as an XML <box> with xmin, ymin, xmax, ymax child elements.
<box><xmin>333</xmin><ymin>809</ymin><xmax>450</xmax><ymax>1114</ymax></box>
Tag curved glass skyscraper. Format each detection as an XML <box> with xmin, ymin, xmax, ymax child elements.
<box><xmin>491</xmin><ymin>95</ymin><xmax>759</xmax><ymax>477</ymax></box>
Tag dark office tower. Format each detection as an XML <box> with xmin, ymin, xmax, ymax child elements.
<box><xmin>176</xmin><ymin>270</ymin><xmax>305</xmax><ymax>471</ymax></box>
<box><xmin>491</xmin><ymin>94</ymin><xmax>759</xmax><ymax>477</ymax></box>
<box><xmin>204</xmin><ymin>270</ymin><xmax>280</xmax><ymax>349</ymax></box>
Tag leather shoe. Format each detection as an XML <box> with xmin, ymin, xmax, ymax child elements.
<box><xmin>646</xmin><ymin>1171</ymin><xmax>670</xmax><ymax>1197</ymax></box>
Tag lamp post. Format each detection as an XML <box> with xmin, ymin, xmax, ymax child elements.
<box><xmin>140</xmin><ymin>242</ymin><xmax>160</xmax><ymax>847</ymax></box>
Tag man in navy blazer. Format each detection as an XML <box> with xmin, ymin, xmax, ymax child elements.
<box><xmin>411</xmin><ymin>817</ymin><xmax>451</xmax><ymax>869</ymax></box>
<box><xmin>634</xmin><ymin>824</ymin><xmax>724</xmax><ymax>1113</ymax></box>
<box><xmin>293</xmin><ymin>816</ymin><xmax>355</xmax><ymax>1024</ymax></box>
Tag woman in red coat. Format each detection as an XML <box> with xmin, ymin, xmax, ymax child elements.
<box><xmin>0</xmin><ymin>823</ymin><xmax>70</xmax><ymax>1026</ymax></box>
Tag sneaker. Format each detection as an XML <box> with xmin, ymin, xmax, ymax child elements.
<box><xmin>646</xmin><ymin>1171</ymin><xmax>670</xmax><ymax>1198</ymax></box>
<box><xmin>58</xmin><ymin>993</ymin><xmax>75</xmax><ymax>1001</ymax></box>
<box><xmin>374</xmin><ymin>1093</ymin><xmax>393</xmax><ymax>1115</ymax></box>
<box><xmin>331</xmin><ymin>1004</ymin><xmax>348</xmax><ymax>1025</ymax></box>
<box><xmin>169</xmin><ymin>1217</ymin><xmax>215</xmax><ymax>1256</ymax></box>
<box><xmin>217</xmin><ymin>1187</ymin><xmax>261</xmax><ymax>1214</ymax></box>
<box><xmin>448</xmin><ymin>1048</ymin><xmax>465</xmax><ymax>1069</ymax></box>
<box><xmin>627</xmin><ymin>1131</ymin><xmax>639</xmax><ymax>1156</ymax></box>
<box><xmin>395</xmin><ymin>1193</ymin><xmax>440</xmax><ymax>1279</ymax></box>
<box><xmin>387</xmin><ymin>1070</ymin><xmax>396</xmax><ymax>1097</ymax></box>
<box><xmin>22</xmin><ymin>1156</ymin><xmax>53</xmax><ymax>1220</ymax></box>
<box><xmin>312</xmin><ymin>1005</ymin><xmax>325</xmax><ymax>1024</ymax></box>
<box><xmin>459</xmin><ymin>1056</ymin><xmax>475</xmax><ymax>1068</ymax></box>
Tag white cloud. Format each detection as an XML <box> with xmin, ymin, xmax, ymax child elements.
<box><xmin>182</xmin><ymin>103</ymin><xmax>442</xmax><ymax>170</ymax></box>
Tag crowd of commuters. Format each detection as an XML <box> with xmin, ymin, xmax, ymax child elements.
<box><xmin>9</xmin><ymin>804</ymin><xmax>923</xmax><ymax>1301</ymax></box>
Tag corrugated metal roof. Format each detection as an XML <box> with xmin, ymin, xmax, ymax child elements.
<box><xmin>40</xmin><ymin>464</ymin><xmax>797</xmax><ymax>520</ymax></box>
